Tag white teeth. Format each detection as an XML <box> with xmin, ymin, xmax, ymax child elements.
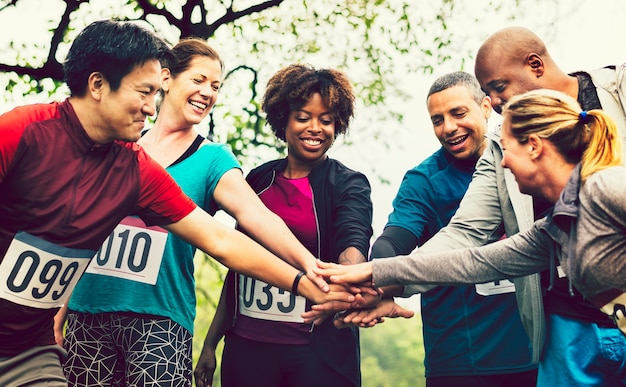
<box><xmin>189</xmin><ymin>101</ymin><xmax>207</xmax><ymax>110</ymax></box>
<box><xmin>448</xmin><ymin>135</ymin><xmax>468</xmax><ymax>145</ymax></box>
<box><xmin>304</xmin><ymin>139</ymin><xmax>321</xmax><ymax>145</ymax></box>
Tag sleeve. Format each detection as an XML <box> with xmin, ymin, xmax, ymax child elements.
<box><xmin>0</xmin><ymin>103</ymin><xmax>58</xmax><ymax>184</ymax></box>
<box><xmin>198</xmin><ymin>143</ymin><xmax>241</xmax><ymax>214</ymax></box>
<box><xmin>332</xmin><ymin>169</ymin><xmax>373</xmax><ymax>259</ymax></box>
<box><xmin>370</xmin><ymin>226</ymin><xmax>419</xmax><ymax>258</ymax></box>
<box><xmin>373</xmin><ymin>222</ymin><xmax>552</xmax><ymax>288</ymax></box>
<box><xmin>135</xmin><ymin>146</ymin><xmax>196</xmax><ymax>225</ymax></box>
<box><xmin>402</xmin><ymin>141</ymin><xmax>507</xmax><ymax>296</ymax></box>
<box><xmin>0</xmin><ymin>111</ymin><xmax>21</xmax><ymax>184</ymax></box>
<box><xmin>385</xmin><ymin>167</ymin><xmax>440</xmax><ymax>246</ymax></box>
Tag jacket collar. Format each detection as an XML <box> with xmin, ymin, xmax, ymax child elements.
<box><xmin>551</xmin><ymin>163</ymin><xmax>582</xmax><ymax>222</ymax></box>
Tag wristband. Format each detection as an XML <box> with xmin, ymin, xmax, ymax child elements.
<box><xmin>291</xmin><ymin>271</ymin><xmax>306</xmax><ymax>295</ymax></box>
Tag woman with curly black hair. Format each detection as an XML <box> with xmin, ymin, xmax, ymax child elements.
<box><xmin>195</xmin><ymin>64</ymin><xmax>373</xmax><ymax>387</ymax></box>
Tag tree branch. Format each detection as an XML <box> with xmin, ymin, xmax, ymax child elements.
<box><xmin>204</xmin><ymin>0</ymin><xmax>284</xmax><ymax>37</ymax></box>
<box><xmin>135</xmin><ymin>0</ymin><xmax>181</xmax><ymax>28</ymax></box>
<box><xmin>0</xmin><ymin>0</ymin><xmax>18</xmax><ymax>13</ymax></box>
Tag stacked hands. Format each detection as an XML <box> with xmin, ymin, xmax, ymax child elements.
<box><xmin>302</xmin><ymin>260</ymin><xmax>414</xmax><ymax>329</ymax></box>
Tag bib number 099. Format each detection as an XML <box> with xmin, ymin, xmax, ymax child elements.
<box><xmin>6</xmin><ymin>251</ymin><xmax>79</xmax><ymax>301</ymax></box>
<box><xmin>0</xmin><ymin>231</ymin><xmax>94</xmax><ymax>309</ymax></box>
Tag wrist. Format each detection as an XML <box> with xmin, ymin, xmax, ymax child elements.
<box><xmin>291</xmin><ymin>270</ymin><xmax>306</xmax><ymax>296</ymax></box>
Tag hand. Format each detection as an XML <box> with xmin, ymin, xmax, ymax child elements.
<box><xmin>333</xmin><ymin>299</ymin><xmax>415</xmax><ymax>329</ymax></box>
<box><xmin>300</xmin><ymin>309</ymin><xmax>334</xmax><ymax>326</ymax></box>
<box><xmin>314</xmin><ymin>260</ymin><xmax>373</xmax><ymax>285</ymax></box>
<box><xmin>194</xmin><ymin>346</ymin><xmax>217</xmax><ymax>387</ymax></box>
<box><xmin>302</xmin><ymin>279</ymin><xmax>356</xmax><ymax>305</ymax></box>
<box><xmin>306</xmin><ymin>269</ymin><xmax>330</xmax><ymax>293</ymax></box>
<box><xmin>308</xmin><ymin>289</ymin><xmax>383</xmax><ymax>315</ymax></box>
<box><xmin>54</xmin><ymin>327</ymin><xmax>64</xmax><ymax>347</ymax></box>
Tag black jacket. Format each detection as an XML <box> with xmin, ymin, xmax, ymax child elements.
<box><xmin>230</xmin><ymin>156</ymin><xmax>373</xmax><ymax>386</ymax></box>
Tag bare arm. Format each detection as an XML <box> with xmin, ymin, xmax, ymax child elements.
<box><xmin>194</xmin><ymin>272</ymin><xmax>233</xmax><ymax>387</ymax></box>
<box><xmin>213</xmin><ymin>169</ymin><xmax>327</xmax><ymax>291</ymax></box>
<box><xmin>53</xmin><ymin>304</ymin><xmax>69</xmax><ymax>347</ymax></box>
<box><xmin>165</xmin><ymin>208</ymin><xmax>353</xmax><ymax>304</ymax></box>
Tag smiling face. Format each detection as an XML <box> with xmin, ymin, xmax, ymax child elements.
<box><xmin>427</xmin><ymin>85</ymin><xmax>491</xmax><ymax>161</ymax></box>
<box><xmin>161</xmin><ymin>55</ymin><xmax>222</xmax><ymax>127</ymax></box>
<box><xmin>285</xmin><ymin>92</ymin><xmax>335</xmax><ymax>170</ymax></box>
<box><xmin>98</xmin><ymin>59</ymin><xmax>162</xmax><ymax>142</ymax></box>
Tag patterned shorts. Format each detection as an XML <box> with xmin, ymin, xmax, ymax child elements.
<box><xmin>63</xmin><ymin>311</ymin><xmax>192</xmax><ymax>387</ymax></box>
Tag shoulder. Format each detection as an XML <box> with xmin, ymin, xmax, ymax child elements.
<box><xmin>248</xmin><ymin>158</ymin><xmax>282</xmax><ymax>176</ymax></box>
<box><xmin>196</xmin><ymin>142</ymin><xmax>239</xmax><ymax>163</ymax></box>
<box><xmin>316</xmin><ymin>158</ymin><xmax>370</xmax><ymax>185</ymax></box>
<box><xmin>584</xmin><ymin>166</ymin><xmax>626</xmax><ymax>197</ymax></box>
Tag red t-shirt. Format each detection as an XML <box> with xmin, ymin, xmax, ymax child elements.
<box><xmin>0</xmin><ymin>100</ymin><xmax>196</xmax><ymax>356</ymax></box>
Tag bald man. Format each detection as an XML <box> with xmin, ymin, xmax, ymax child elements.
<box><xmin>445</xmin><ymin>26</ymin><xmax>626</xmax><ymax>386</ymax></box>
<box><xmin>319</xmin><ymin>26</ymin><xmax>626</xmax><ymax>386</ymax></box>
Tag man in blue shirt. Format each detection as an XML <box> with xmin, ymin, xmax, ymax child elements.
<box><xmin>370</xmin><ymin>71</ymin><xmax>537</xmax><ymax>386</ymax></box>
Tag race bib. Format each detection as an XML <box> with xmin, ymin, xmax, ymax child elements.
<box><xmin>0</xmin><ymin>231</ymin><xmax>95</xmax><ymax>308</ymax></box>
<box><xmin>238</xmin><ymin>274</ymin><xmax>306</xmax><ymax>323</ymax></box>
<box><xmin>475</xmin><ymin>279</ymin><xmax>516</xmax><ymax>296</ymax></box>
<box><xmin>85</xmin><ymin>217</ymin><xmax>168</xmax><ymax>285</ymax></box>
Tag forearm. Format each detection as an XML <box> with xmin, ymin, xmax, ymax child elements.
<box><xmin>338</xmin><ymin>246</ymin><xmax>367</xmax><ymax>265</ymax></box>
<box><xmin>167</xmin><ymin>208</ymin><xmax>325</xmax><ymax>301</ymax></box>
<box><xmin>373</xmin><ymin>227</ymin><xmax>551</xmax><ymax>288</ymax></box>
<box><xmin>241</xmin><ymin>209</ymin><xmax>317</xmax><ymax>272</ymax></box>
<box><xmin>202</xmin><ymin>277</ymin><xmax>231</xmax><ymax>350</ymax></box>
<box><xmin>370</xmin><ymin>226</ymin><xmax>420</xmax><ymax>296</ymax></box>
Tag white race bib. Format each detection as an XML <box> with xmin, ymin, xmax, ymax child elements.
<box><xmin>0</xmin><ymin>232</ymin><xmax>95</xmax><ymax>308</ymax></box>
<box><xmin>238</xmin><ymin>274</ymin><xmax>306</xmax><ymax>323</ymax></box>
<box><xmin>85</xmin><ymin>217</ymin><xmax>168</xmax><ymax>285</ymax></box>
<box><xmin>475</xmin><ymin>279</ymin><xmax>516</xmax><ymax>296</ymax></box>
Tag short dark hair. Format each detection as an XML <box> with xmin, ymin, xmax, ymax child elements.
<box><xmin>261</xmin><ymin>63</ymin><xmax>355</xmax><ymax>141</ymax></box>
<box><xmin>427</xmin><ymin>71</ymin><xmax>485</xmax><ymax>105</ymax></box>
<box><xmin>63</xmin><ymin>19</ymin><xmax>169</xmax><ymax>96</ymax></box>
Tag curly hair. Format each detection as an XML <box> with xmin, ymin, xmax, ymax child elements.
<box><xmin>261</xmin><ymin>63</ymin><xmax>355</xmax><ymax>141</ymax></box>
<box><xmin>502</xmin><ymin>88</ymin><xmax>622</xmax><ymax>181</ymax></box>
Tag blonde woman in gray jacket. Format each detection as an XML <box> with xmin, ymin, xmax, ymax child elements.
<box><xmin>316</xmin><ymin>89</ymin><xmax>626</xmax><ymax>386</ymax></box>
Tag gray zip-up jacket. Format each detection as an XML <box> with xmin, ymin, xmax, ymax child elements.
<box><xmin>373</xmin><ymin>164</ymin><xmax>626</xmax><ymax>351</ymax></box>
<box><xmin>392</xmin><ymin>64</ymin><xmax>626</xmax><ymax>364</ymax></box>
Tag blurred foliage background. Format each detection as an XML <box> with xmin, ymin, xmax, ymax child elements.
<box><xmin>1</xmin><ymin>1</ymin><xmax>602</xmax><ymax>386</ymax></box>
